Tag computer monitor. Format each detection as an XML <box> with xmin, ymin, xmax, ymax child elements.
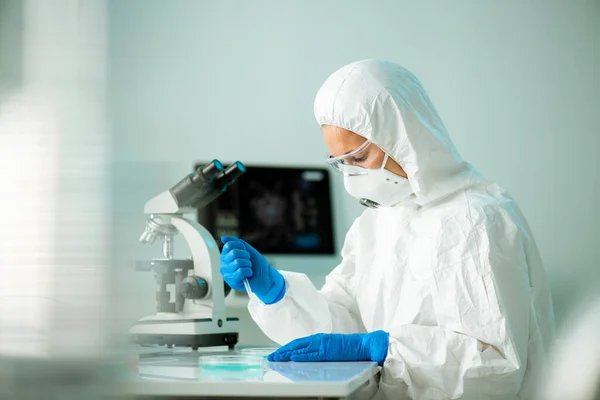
<box><xmin>195</xmin><ymin>163</ymin><xmax>335</xmax><ymax>255</ymax></box>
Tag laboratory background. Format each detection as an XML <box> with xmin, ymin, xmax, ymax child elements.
<box><xmin>1</xmin><ymin>0</ymin><xmax>599</xmax><ymax>399</ymax></box>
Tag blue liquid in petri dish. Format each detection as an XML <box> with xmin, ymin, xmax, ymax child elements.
<box><xmin>201</xmin><ymin>363</ymin><xmax>255</xmax><ymax>371</ymax></box>
<box><xmin>199</xmin><ymin>356</ymin><xmax>266</xmax><ymax>381</ymax></box>
<box><xmin>199</xmin><ymin>355</ymin><xmax>264</xmax><ymax>370</ymax></box>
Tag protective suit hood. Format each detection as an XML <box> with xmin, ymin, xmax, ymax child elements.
<box><xmin>314</xmin><ymin>59</ymin><xmax>475</xmax><ymax>205</ymax></box>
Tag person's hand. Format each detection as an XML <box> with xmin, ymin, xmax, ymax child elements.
<box><xmin>268</xmin><ymin>331</ymin><xmax>389</xmax><ymax>366</ymax></box>
<box><xmin>219</xmin><ymin>236</ymin><xmax>286</xmax><ymax>305</ymax></box>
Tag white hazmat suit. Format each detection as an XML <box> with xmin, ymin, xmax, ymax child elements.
<box><xmin>248</xmin><ymin>60</ymin><xmax>555</xmax><ymax>399</ymax></box>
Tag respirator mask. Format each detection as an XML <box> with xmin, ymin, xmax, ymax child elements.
<box><xmin>325</xmin><ymin>140</ymin><xmax>413</xmax><ymax>208</ymax></box>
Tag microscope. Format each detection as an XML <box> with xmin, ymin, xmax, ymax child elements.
<box><xmin>129</xmin><ymin>160</ymin><xmax>245</xmax><ymax>350</ymax></box>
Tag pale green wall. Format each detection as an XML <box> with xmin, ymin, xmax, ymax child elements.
<box><xmin>109</xmin><ymin>0</ymin><xmax>600</xmax><ymax>338</ymax></box>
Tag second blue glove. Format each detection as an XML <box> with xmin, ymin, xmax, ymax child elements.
<box><xmin>268</xmin><ymin>331</ymin><xmax>389</xmax><ymax>366</ymax></box>
<box><xmin>219</xmin><ymin>236</ymin><xmax>286</xmax><ymax>305</ymax></box>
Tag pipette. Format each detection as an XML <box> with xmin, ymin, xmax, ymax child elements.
<box><xmin>243</xmin><ymin>278</ymin><xmax>252</xmax><ymax>296</ymax></box>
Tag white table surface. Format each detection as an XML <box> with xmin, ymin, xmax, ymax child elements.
<box><xmin>121</xmin><ymin>347</ymin><xmax>380</xmax><ymax>398</ymax></box>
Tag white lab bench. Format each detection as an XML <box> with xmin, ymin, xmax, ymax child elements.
<box><xmin>121</xmin><ymin>347</ymin><xmax>380</xmax><ymax>399</ymax></box>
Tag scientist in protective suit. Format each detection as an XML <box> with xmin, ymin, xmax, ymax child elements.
<box><xmin>220</xmin><ymin>59</ymin><xmax>556</xmax><ymax>400</ymax></box>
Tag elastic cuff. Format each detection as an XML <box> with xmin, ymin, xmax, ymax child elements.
<box><xmin>368</xmin><ymin>330</ymin><xmax>390</xmax><ymax>366</ymax></box>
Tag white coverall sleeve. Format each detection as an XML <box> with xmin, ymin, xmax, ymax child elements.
<box><xmin>247</xmin><ymin>220</ymin><xmax>366</xmax><ymax>345</ymax></box>
<box><xmin>377</xmin><ymin>213</ymin><xmax>532</xmax><ymax>400</ymax></box>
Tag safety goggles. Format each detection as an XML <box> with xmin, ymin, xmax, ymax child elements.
<box><xmin>324</xmin><ymin>140</ymin><xmax>382</xmax><ymax>176</ymax></box>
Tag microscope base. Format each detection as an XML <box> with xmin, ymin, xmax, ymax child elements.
<box><xmin>129</xmin><ymin>317</ymin><xmax>240</xmax><ymax>350</ymax></box>
<box><xmin>132</xmin><ymin>332</ymin><xmax>239</xmax><ymax>350</ymax></box>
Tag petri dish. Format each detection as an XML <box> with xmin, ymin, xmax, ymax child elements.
<box><xmin>199</xmin><ymin>355</ymin><xmax>265</xmax><ymax>371</ymax></box>
<box><xmin>240</xmin><ymin>347</ymin><xmax>278</xmax><ymax>359</ymax></box>
<box><xmin>199</xmin><ymin>366</ymin><xmax>266</xmax><ymax>381</ymax></box>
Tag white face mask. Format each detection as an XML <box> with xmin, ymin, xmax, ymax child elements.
<box><xmin>342</xmin><ymin>154</ymin><xmax>413</xmax><ymax>208</ymax></box>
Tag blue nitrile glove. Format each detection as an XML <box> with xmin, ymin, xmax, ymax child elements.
<box><xmin>219</xmin><ymin>236</ymin><xmax>286</xmax><ymax>305</ymax></box>
<box><xmin>268</xmin><ymin>331</ymin><xmax>389</xmax><ymax>366</ymax></box>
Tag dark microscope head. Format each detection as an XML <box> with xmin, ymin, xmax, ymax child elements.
<box><xmin>169</xmin><ymin>160</ymin><xmax>246</xmax><ymax>210</ymax></box>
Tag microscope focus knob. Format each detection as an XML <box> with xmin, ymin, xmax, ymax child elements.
<box><xmin>181</xmin><ymin>276</ymin><xmax>209</xmax><ymax>300</ymax></box>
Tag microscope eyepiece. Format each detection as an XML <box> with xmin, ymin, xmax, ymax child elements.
<box><xmin>216</xmin><ymin>161</ymin><xmax>246</xmax><ymax>190</ymax></box>
<box><xmin>191</xmin><ymin>159</ymin><xmax>225</xmax><ymax>184</ymax></box>
<box><xmin>235</xmin><ymin>161</ymin><xmax>246</xmax><ymax>173</ymax></box>
<box><xmin>170</xmin><ymin>159</ymin><xmax>246</xmax><ymax>209</ymax></box>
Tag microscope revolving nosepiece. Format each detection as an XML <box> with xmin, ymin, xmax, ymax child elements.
<box><xmin>139</xmin><ymin>225</ymin><xmax>158</xmax><ymax>244</ymax></box>
<box><xmin>139</xmin><ymin>216</ymin><xmax>177</xmax><ymax>244</ymax></box>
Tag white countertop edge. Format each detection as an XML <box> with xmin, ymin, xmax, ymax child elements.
<box><xmin>120</xmin><ymin>363</ymin><xmax>379</xmax><ymax>397</ymax></box>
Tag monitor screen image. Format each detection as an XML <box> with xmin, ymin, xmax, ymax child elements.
<box><xmin>195</xmin><ymin>163</ymin><xmax>335</xmax><ymax>255</ymax></box>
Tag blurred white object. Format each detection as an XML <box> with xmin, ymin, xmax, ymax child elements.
<box><xmin>129</xmin><ymin>161</ymin><xmax>245</xmax><ymax>350</ymax></box>
<box><xmin>0</xmin><ymin>0</ymin><xmax>109</xmax><ymax>359</ymax></box>
<box><xmin>541</xmin><ymin>298</ymin><xmax>600</xmax><ymax>400</ymax></box>
<box><xmin>0</xmin><ymin>1</ymin><xmax>115</xmax><ymax>399</ymax></box>
<box><xmin>249</xmin><ymin>59</ymin><xmax>556</xmax><ymax>399</ymax></box>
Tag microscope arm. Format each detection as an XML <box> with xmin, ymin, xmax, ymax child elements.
<box><xmin>170</xmin><ymin>217</ymin><xmax>225</xmax><ymax>321</ymax></box>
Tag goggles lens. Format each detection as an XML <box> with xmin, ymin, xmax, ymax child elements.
<box><xmin>325</xmin><ymin>141</ymin><xmax>379</xmax><ymax>175</ymax></box>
